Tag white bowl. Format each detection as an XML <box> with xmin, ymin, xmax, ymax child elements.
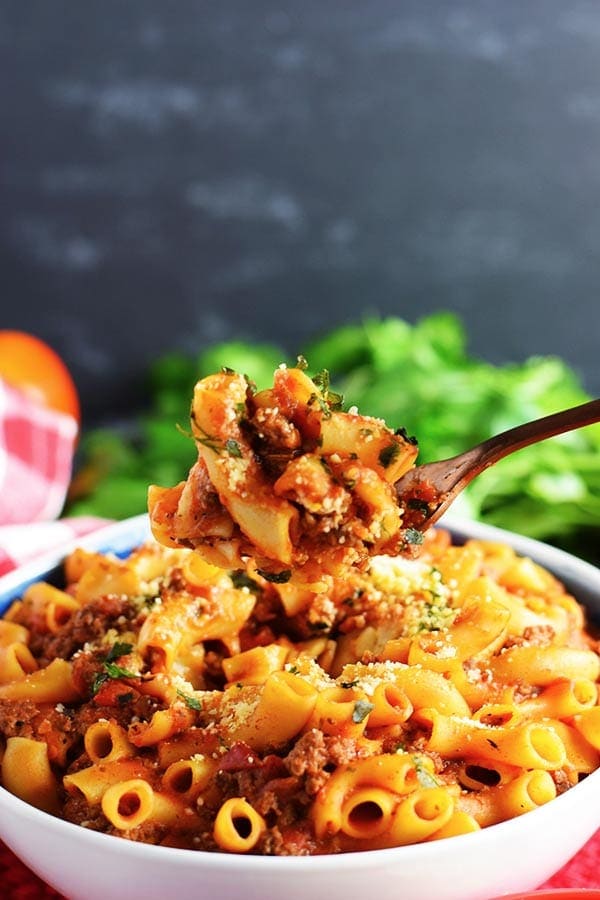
<box><xmin>1</xmin><ymin>515</ymin><xmax>599</xmax><ymax>900</ymax></box>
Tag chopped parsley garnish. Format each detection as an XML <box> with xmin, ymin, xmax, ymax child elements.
<box><xmin>404</xmin><ymin>527</ymin><xmax>425</xmax><ymax>546</ymax></box>
<box><xmin>308</xmin><ymin>391</ymin><xmax>333</xmax><ymax>419</ymax></box>
<box><xmin>412</xmin><ymin>755</ymin><xmax>440</xmax><ymax>788</ymax></box>
<box><xmin>379</xmin><ymin>442</ymin><xmax>400</xmax><ymax>468</ymax></box>
<box><xmin>176</xmin><ymin>689</ymin><xmax>202</xmax><ymax>710</ymax></box>
<box><xmin>106</xmin><ymin>641</ymin><xmax>133</xmax><ymax>662</ymax></box>
<box><xmin>352</xmin><ymin>699</ymin><xmax>375</xmax><ymax>724</ymax></box>
<box><xmin>103</xmin><ymin>660</ymin><xmax>137</xmax><ymax>680</ymax></box>
<box><xmin>194</xmin><ymin>429</ymin><xmax>224</xmax><ymax>454</ymax></box>
<box><xmin>230</xmin><ymin>571</ymin><xmax>260</xmax><ymax>592</ymax></box>
<box><xmin>225</xmin><ymin>438</ymin><xmax>242</xmax><ymax>457</ymax></box>
<box><xmin>340</xmin><ymin>679</ymin><xmax>359</xmax><ymax>689</ymax></box>
<box><xmin>92</xmin><ymin>642</ymin><xmax>137</xmax><ymax>695</ymax></box>
<box><xmin>311</xmin><ymin>369</ymin><xmax>344</xmax><ymax>414</ymax></box>
<box><xmin>193</xmin><ymin>427</ymin><xmax>243</xmax><ymax>457</ymax></box>
<box><xmin>256</xmin><ymin>568</ymin><xmax>292</xmax><ymax>584</ymax></box>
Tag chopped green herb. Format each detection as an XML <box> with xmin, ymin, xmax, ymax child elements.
<box><xmin>308</xmin><ymin>391</ymin><xmax>333</xmax><ymax>420</ymax></box>
<box><xmin>105</xmin><ymin>641</ymin><xmax>133</xmax><ymax>663</ymax></box>
<box><xmin>230</xmin><ymin>571</ymin><xmax>260</xmax><ymax>592</ymax></box>
<box><xmin>379</xmin><ymin>442</ymin><xmax>400</xmax><ymax>468</ymax></box>
<box><xmin>404</xmin><ymin>527</ymin><xmax>425</xmax><ymax>546</ymax></box>
<box><xmin>195</xmin><ymin>429</ymin><xmax>223</xmax><ymax>454</ymax></box>
<box><xmin>176</xmin><ymin>688</ymin><xmax>203</xmax><ymax>710</ymax></box>
<box><xmin>91</xmin><ymin>673</ymin><xmax>108</xmax><ymax>695</ymax></box>
<box><xmin>352</xmin><ymin>699</ymin><xmax>375</xmax><ymax>723</ymax></box>
<box><xmin>296</xmin><ymin>355</ymin><xmax>309</xmax><ymax>370</ymax></box>
<box><xmin>256</xmin><ymin>568</ymin><xmax>292</xmax><ymax>584</ymax></box>
<box><xmin>104</xmin><ymin>661</ymin><xmax>138</xmax><ymax>680</ymax></box>
<box><xmin>225</xmin><ymin>439</ymin><xmax>242</xmax><ymax>457</ymax></box>
<box><xmin>176</xmin><ymin>422</ymin><xmax>194</xmax><ymax>441</ymax></box>
<box><xmin>311</xmin><ymin>369</ymin><xmax>344</xmax><ymax>413</ymax></box>
<box><xmin>412</xmin><ymin>755</ymin><xmax>440</xmax><ymax>788</ymax></box>
<box><xmin>91</xmin><ymin>643</ymin><xmax>138</xmax><ymax>696</ymax></box>
<box><xmin>340</xmin><ymin>679</ymin><xmax>359</xmax><ymax>689</ymax></box>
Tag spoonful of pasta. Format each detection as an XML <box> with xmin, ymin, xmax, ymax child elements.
<box><xmin>148</xmin><ymin>364</ymin><xmax>600</xmax><ymax>583</ymax></box>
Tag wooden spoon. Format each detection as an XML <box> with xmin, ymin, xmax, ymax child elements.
<box><xmin>394</xmin><ymin>398</ymin><xmax>600</xmax><ymax>532</ymax></box>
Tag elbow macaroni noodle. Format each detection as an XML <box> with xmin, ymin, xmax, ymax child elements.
<box><xmin>0</xmin><ymin>527</ymin><xmax>599</xmax><ymax>855</ymax></box>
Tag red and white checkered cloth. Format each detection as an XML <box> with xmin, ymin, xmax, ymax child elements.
<box><xmin>0</xmin><ymin>377</ymin><xmax>78</xmax><ymax>525</ymax></box>
<box><xmin>0</xmin><ymin>516</ymin><xmax>111</xmax><ymax>578</ymax></box>
<box><xmin>0</xmin><ymin>376</ymin><xmax>109</xmax><ymax>576</ymax></box>
<box><xmin>0</xmin><ymin>377</ymin><xmax>598</xmax><ymax>895</ymax></box>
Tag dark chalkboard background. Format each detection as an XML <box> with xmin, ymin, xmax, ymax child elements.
<box><xmin>2</xmin><ymin>1</ymin><xmax>600</xmax><ymax>425</ymax></box>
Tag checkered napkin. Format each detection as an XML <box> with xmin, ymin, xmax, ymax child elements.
<box><xmin>0</xmin><ymin>376</ymin><xmax>109</xmax><ymax>577</ymax></box>
<box><xmin>0</xmin><ymin>377</ymin><xmax>78</xmax><ymax>526</ymax></box>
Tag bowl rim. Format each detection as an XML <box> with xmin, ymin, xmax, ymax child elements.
<box><xmin>1</xmin><ymin>513</ymin><xmax>600</xmax><ymax>872</ymax></box>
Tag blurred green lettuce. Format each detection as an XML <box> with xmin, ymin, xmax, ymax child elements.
<box><xmin>68</xmin><ymin>313</ymin><xmax>600</xmax><ymax>560</ymax></box>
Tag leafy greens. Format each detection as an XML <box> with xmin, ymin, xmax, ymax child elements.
<box><xmin>67</xmin><ymin>313</ymin><xmax>600</xmax><ymax>561</ymax></box>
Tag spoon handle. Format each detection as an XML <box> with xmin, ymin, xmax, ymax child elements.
<box><xmin>395</xmin><ymin>398</ymin><xmax>600</xmax><ymax>530</ymax></box>
<box><xmin>469</xmin><ymin>397</ymin><xmax>600</xmax><ymax>471</ymax></box>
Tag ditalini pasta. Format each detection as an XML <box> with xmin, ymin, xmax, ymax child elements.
<box><xmin>1</xmin><ymin>529</ymin><xmax>599</xmax><ymax>854</ymax></box>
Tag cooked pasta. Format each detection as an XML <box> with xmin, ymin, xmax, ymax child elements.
<box><xmin>148</xmin><ymin>364</ymin><xmax>420</xmax><ymax>584</ymax></box>
<box><xmin>0</xmin><ymin>529</ymin><xmax>599</xmax><ymax>855</ymax></box>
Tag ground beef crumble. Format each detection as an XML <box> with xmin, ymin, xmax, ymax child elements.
<box><xmin>19</xmin><ymin>595</ymin><xmax>140</xmax><ymax>665</ymax></box>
